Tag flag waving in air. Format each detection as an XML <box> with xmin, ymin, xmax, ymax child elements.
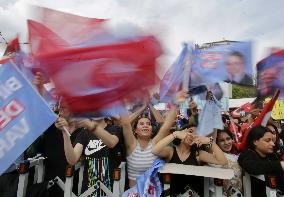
<box><xmin>257</xmin><ymin>49</ymin><xmax>284</xmax><ymax>99</ymax></box>
<box><xmin>237</xmin><ymin>89</ymin><xmax>280</xmax><ymax>151</ymax></box>
<box><xmin>190</xmin><ymin>42</ymin><xmax>253</xmax><ymax>86</ymax></box>
<box><xmin>0</xmin><ymin>37</ymin><xmax>20</xmax><ymax>64</ymax></box>
<box><xmin>159</xmin><ymin>43</ymin><xmax>190</xmax><ymax>102</ymax></box>
<box><xmin>28</xmin><ymin>7</ymin><xmax>162</xmax><ymax>114</ymax></box>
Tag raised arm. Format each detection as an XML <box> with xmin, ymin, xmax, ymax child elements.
<box><xmin>148</xmin><ymin>103</ymin><xmax>164</xmax><ymax>124</ymax></box>
<box><xmin>197</xmin><ymin>136</ymin><xmax>228</xmax><ymax>165</ymax></box>
<box><xmin>76</xmin><ymin>119</ymin><xmax>119</xmax><ymax>148</ymax></box>
<box><xmin>55</xmin><ymin>117</ymin><xmax>83</xmax><ymax>165</ymax></box>
<box><xmin>152</xmin><ymin>90</ymin><xmax>188</xmax><ymax>145</ymax></box>
<box><xmin>129</xmin><ymin>103</ymin><xmax>147</xmax><ymax>124</ymax></box>
<box><xmin>119</xmin><ymin>114</ymin><xmax>136</xmax><ymax>154</ymax></box>
<box><xmin>152</xmin><ymin>130</ymin><xmax>189</xmax><ymax>161</ymax></box>
<box><xmin>33</xmin><ymin>72</ymin><xmax>45</xmax><ymax>96</ymax></box>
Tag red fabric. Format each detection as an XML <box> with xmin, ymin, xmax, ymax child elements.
<box><xmin>28</xmin><ymin>8</ymin><xmax>161</xmax><ymax>113</ymax></box>
<box><xmin>231</xmin><ymin>102</ymin><xmax>253</xmax><ymax>118</ymax></box>
<box><xmin>0</xmin><ymin>37</ymin><xmax>19</xmax><ymax>64</ymax></box>
<box><xmin>3</xmin><ymin>37</ymin><xmax>19</xmax><ymax>56</ymax></box>
<box><xmin>236</xmin><ymin>90</ymin><xmax>280</xmax><ymax>151</ymax></box>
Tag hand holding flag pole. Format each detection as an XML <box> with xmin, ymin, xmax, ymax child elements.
<box><xmin>57</xmin><ymin>96</ymin><xmax>71</xmax><ymax>137</ymax></box>
<box><xmin>63</xmin><ymin>126</ymin><xmax>71</xmax><ymax>137</ymax></box>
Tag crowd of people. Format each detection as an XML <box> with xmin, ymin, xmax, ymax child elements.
<box><xmin>0</xmin><ymin>71</ymin><xmax>284</xmax><ymax>197</ymax></box>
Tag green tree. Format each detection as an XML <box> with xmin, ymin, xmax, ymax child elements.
<box><xmin>232</xmin><ymin>84</ymin><xmax>257</xmax><ymax>99</ymax></box>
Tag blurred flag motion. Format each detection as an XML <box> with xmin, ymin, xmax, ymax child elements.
<box><xmin>28</xmin><ymin>7</ymin><xmax>162</xmax><ymax>114</ymax></box>
<box><xmin>257</xmin><ymin>49</ymin><xmax>284</xmax><ymax>99</ymax></box>
<box><xmin>159</xmin><ymin>43</ymin><xmax>189</xmax><ymax>102</ymax></box>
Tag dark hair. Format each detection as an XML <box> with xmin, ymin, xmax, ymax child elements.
<box><xmin>217</xmin><ymin>128</ymin><xmax>234</xmax><ymax>141</ymax></box>
<box><xmin>229</xmin><ymin>51</ymin><xmax>245</xmax><ymax>62</ymax></box>
<box><xmin>246</xmin><ymin>126</ymin><xmax>273</xmax><ymax>150</ymax></box>
<box><xmin>133</xmin><ymin>117</ymin><xmax>159</xmax><ymax>138</ymax></box>
<box><xmin>216</xmin><ymin>128</ymin><xmax>239</xmax><ymax>154</ymax></box>
<box><xmin>267</xmin><ymin>123</ymin><xmax>278</xmax><ymax>134</ymax></box>
<box><xmin>173</xmin><ymin>124</ymin><xmax>197</xmax><ymax>146</ymax></box>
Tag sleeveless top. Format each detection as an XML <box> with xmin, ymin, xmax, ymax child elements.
<box><xmin>169</xmin><ymin>147</ymin><xmax>204</xmax><ymax>196</ymax></box>
<box><xmin>126</xmin><ymin>140</ymin><xmax>157</xmax><ymax>180</ymax></box>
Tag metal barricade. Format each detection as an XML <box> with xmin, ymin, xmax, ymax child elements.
<box><xmin>159</xmin><ymin>163</ymin><xmax>234</xmax><ymax>197</ymax></box>
<box><xmin>51</xmin><ymin>161</ymin><xmax>126</xmax><ymax>197</ymax></box>
<box><xmin>16</xmin><ymin>154</ymin><xmax>45</xmax><ymax>197</ymax></box>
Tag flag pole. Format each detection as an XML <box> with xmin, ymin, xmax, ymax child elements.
<box><xmin>182</xmin><ymin>43</ymin><xmax>191</xmax><ymax>91</ymax></box>
<box><xmin>182</xmin><ymin>43</ymin><xmax>192</xmax><ymax>108</ymax></box>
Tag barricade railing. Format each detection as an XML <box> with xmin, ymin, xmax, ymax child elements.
<box><xmin>159</xmin><ymin>163</ymin><xmax>234</xmax><ymax>197</ymax></box>
<box><xmin>16</xmin><ymin>154</ymin><xmax>45</xmax><ymax>197</ymax></box>
<box><xmin>51</xmin><ymin>161</ymin><xmax>126</xmax><ymax>197</ymax></box>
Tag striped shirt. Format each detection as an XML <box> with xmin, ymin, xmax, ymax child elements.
<box><xmin>127</xmin><ymin>140</ymin><xmax>157</xmax><ymax>180</ymax></box>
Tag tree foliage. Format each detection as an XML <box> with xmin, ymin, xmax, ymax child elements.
<box><xmin>232</xmin><ymin>84</ymin><xmax>257</xmax><ymax>99</ymax></box>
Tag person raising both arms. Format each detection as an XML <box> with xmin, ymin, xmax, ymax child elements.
<box><xmin>55</xmin><ymin>117</ymin><xmax>122</xmax><ymax>197</ymax></box>
<box><xmin>119</xmin><ymin>90</ymin><xmax>188</xmax><ymax>187</ymax></box>
<box><xmin>152</xmin><ymin>126</ymin><xmax>227</xmax><ymax>196</ymax></box>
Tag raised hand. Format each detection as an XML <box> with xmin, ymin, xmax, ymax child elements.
<box><xmin>192</xmin><ymin>136</ymin><xmax>211</xmax><ymax>147</ymax></box>
<box><xmin>174</xmin><ymin>129</ymin><xmax>192</xmax><ymax>140</ymax></box>
<box><xmin>33</xmin><ymin>72</ymin><xmax>44</xmax><ymax>95</ymax></box>
<box><xmin>55</xmin><ymin>117</ymin><xmax>69</xmax><ymax>131</ymax></box>
<box><xmin>174</xmin><ymin>90</ymin><xmax>189</xmax><ymax>105</ymax></box>
<box><xmin>75</xmin><ymin>119</ymin><xmax>97</xmax><ymax>131</ymax></box>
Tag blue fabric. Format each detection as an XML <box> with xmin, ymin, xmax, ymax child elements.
<box><xmin>160</xmin><ymin>44</ymin><xmax>190</xmax><ymax>102</ymax></box>
<box><xmin>190</xmin><ymin>42</ymin><xmax>253</xmax><ymax>86</ymax></box>
<box><xmin>196</xmin><ymin>95</ymin><xmax>224</xmax><ymax>136</ymax></box>
<box><xmin>0</xmin><ymin>61</ymin><xmax>57</xmax><ymax>175</ymax></box>
<box><xmin>123</xmin><ymin>159</ymin><xmax>165</xmax><ymax>197</ymax></box>
<box><xmin>257</xmin><ymin>50</ymin><xmax>284</xmax><ymax>99</ymax></box>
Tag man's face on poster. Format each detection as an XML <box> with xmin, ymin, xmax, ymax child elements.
<box><xmin>225</xmin><ymin>54</ymin><xmax>245</xmax><ymax>75</ymax></box>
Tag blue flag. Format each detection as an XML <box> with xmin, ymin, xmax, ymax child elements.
<box><xmin>160</xmin><ymin>44</ymin><xmax>190</xmax><ymax>102</ymax></box>
<box><xmin>190</xmin><ymin>42</ymin><xmax>253</xmax><ymax>86</ymax></box>
<box><xmin>123</xmin><ymin>159</ymin><xmax>165</xmax><ymax>197</ymax></box>
<box><xmin>0</xmin><ymin>61</ymin><xmax>57</xmax><ymax>175</ymax></box>
<box><xmin>257</xmin><ymin>49</ymin><xmax>284</xmax><ymax>99</ymax></box>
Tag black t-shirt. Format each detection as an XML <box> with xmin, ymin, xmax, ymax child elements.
<box><xmin>37</xmin><ymin>124</ymin><xmax>82</xmax><ymax>197</ymax></box>
<box><xmin>169</xmin><ymin>147</ymin><xmax>204</xmax><ymax>196</ymax></box>
<box><xmin>41</xmin><ymin>124</ymin><xmax>68</xmax><ymax>181</ymax></box>
<box><xmin>74</xmin><ymin>125</ymin><xmax>123</xmax><ymax>195</ymax></box>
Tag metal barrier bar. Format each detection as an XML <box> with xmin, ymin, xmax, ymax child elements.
<box><xmin>16</xmin><ymin>156</ymin><xmax>45</xmax><ymax>197</ymax></box>
<box><xmin>77</xmin><ymin>162</ymin><xmax>84</xmax><ymax>196</ymax></box>
<box><xmin>159</xmin><ymin>163</ymin><xmax>234</xmax><ymax>197</ymax></box>
<box><xmin>113</xmin><ymin>162</ymin><xmax>126</xmax><ymax>197</ymax></box>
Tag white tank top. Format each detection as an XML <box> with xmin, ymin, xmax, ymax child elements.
<box><xmin>126</xmin><ymin>140</ymin><xmax>157</xmax><ymax>180</ymax></box>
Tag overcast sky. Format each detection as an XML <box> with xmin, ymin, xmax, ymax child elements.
<box><xmin>0</xmin><ymin>0</ymin><xmax>284</xmax><ymax>76</ymax></box>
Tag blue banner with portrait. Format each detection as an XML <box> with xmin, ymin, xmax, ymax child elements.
<box><xmin>0</xmin><ymin>61</ymin><xmax>57</xmax><ymax>175</ymax></box>
<box><xmin>190</xmin><ymin>41</ymin><xmax>253</xmax><ymax>87</ymax></box>
<box><xmin>257</xmin><ymin>49</ymin><xmax>284</xmax><ymax>99</ymax></box>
